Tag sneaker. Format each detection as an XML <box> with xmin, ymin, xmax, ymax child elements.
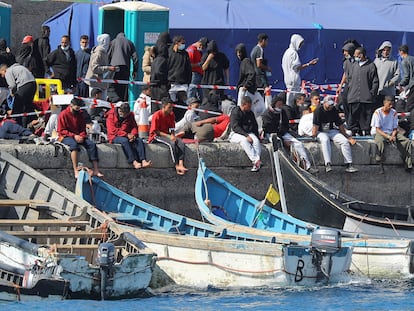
<box><xmin>307</xmin><ymin>167</ymin><xmax>319</xmax><ymax>174</ymax></box>
<box><xmin>251</xmin><ymin>160</ymin><xmax>262</xmax><ymax>172</ymax></box>
<box><xmin>325</xmin><ymin>163</ymin><xmax>332</xmax><ymax>173</ymax></box>
<box><xmin>345</xmin><ymin>164</ymin><xmax>358</xmax><ymax>173</ymax></box>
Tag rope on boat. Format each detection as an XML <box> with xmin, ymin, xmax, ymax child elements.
<box><xmin>194</xmin><ymin>139</ymin><xmax>211</xmax><ymax>212</ymax></box>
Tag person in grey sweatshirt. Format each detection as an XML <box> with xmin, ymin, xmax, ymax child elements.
<box><xmin>374</xmin><ymin>41</ymin><xmax>399</xmax><ymax>109</ymax></box>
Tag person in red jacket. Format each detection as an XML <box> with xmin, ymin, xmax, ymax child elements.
<box><xmin>149</xmin><ymin>97</ymin><xmax>187</xmax><ymax>175</ymax></box>
<box><xmin>57</xmin><ymin>97</ymin><xmax>103</xmax><ymax>179</ymax></box>
<box><xmin>106</xmin><ymin>102</ymin><xmax>152</xmax><ymax>169</ymax></box>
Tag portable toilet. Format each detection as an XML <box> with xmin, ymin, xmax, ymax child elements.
<box><xmin>0</xmin><ymin>2</ymin><xmax>11</xmax><ymax>46</ymax></box>
<box><xmin>99</xmin><ymin>1</ymin><xmax>169</xmax><ymax>107</ymax></box>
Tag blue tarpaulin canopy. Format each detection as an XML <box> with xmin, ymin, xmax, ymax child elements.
<box><xmin>44</xmin><ymin>0</ymin><xmax>414</xmax><ymax>89</ymax></box>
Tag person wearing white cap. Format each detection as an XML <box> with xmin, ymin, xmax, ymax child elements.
<box><xmin>312</xmin><ymin>96</ymin><xmax>358</xmax><ymax>173</ymax></box>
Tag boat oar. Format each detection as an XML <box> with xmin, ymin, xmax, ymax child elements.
<box><xmin>270</xmin><ymin>134</ymin><xmax>288</xmax><ymax>214</ymax></box>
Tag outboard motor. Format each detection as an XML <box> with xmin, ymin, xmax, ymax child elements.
<box><xmin>310</xmin><ymin>228</ymin><xmax>341</xmax><ymax>283</ymax></box>
<box><xmin>98</xmin><ymin>242</ymin><xmax>115</xmax><ymax>300</ymax></box>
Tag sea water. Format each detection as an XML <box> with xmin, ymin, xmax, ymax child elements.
<box><xmin>1</xmin><ymin>279</ymin><xmax>414</xmax><ymax>311</ymax></box>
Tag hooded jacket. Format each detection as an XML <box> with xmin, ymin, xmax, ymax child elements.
<box><xmin>85</xmin><ymin>34</ymin><xmax>113</xmax><ymax>89</ymax></box>
<box><xmin>201</xmin><ymin>40</ymin><xmax>229</xmax><ymax>86</ymax></box>
<box><xmin>105</xmin><ymin>107</ymin><xmax>138</xmax><ymax>143</ymax></box>
<box><xmin>0</xmin><ymin>39</ymin><xmax>15</xmax><ymax>67</ymax></box>
<box><xmin>373</xmin><ymin>41</ymin><xmax>399</xmax><ymax>96</ymax></box>
<box><xmin>282</xmin><ymin>34</ymin><xmax>304</xmax><ymax>88</ymax></box>
<box><xmin>108</xmin><ymin>32</ymin><xmax>138</xmax><ymax>74</ymax></box>
<box><xmin>235</xmin><ymin>43</ymin><xmax>256</xmax><ymax>94</ymax></box>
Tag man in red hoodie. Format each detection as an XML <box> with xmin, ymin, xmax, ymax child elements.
<box><xmin>57</xmin><ymin>98</ymin><xmax>103</xmax><ymax>179</ymax></box>
<box><xmin>106</xmin><ymin>102</ymin><xmax>152</xmax><ymax>169</ymax></box>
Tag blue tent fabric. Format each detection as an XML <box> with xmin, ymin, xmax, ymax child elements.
<box><xmin>44</xmin><ymin>0</ymin><xmax>414</xmax><ymax>91</ymax></box>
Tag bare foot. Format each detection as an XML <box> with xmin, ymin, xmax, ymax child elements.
<box><xmin>142</xmin><ymin>160</ymin><xmax>152</xmax><ymax>168</ymax></box>
<box><xmin>176</xmin><ymin>168</ymin><xmax>186</xmax><ymax>175</ymax></box>
<box><xmin>93</xmin><ymin>171</ymin><xmax>104</xmax><ymax>177</ymax></box>
<box><xmin>133</xmin><ymin>161</ymin><xmax>142</xmax><ymax>169</ymax></box>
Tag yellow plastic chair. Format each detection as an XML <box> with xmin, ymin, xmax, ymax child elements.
<box><xmin>34</xmin><ymin>79</ymin><xmax>65</xmax><ymax>102</ymax></box>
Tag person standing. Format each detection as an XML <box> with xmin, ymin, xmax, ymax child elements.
<box><xmin>398</xmin><ymin>44</ymin><xmax>414</xmax><ymax>138</ymax></box>
<box><xmin>75</xmin><ymin>35</ymin><xmax>91</xmax><ymax>98</ymax></box>
<box><xmin>85</xmin><ymin>34</ymin><xmax>118</xmax><ymax>100</ymax></box>
<box><xmin>142</xmin><ymin>45</ymin><xmax>156</xmax><ymax>84</ymax></box>
<box><xmin>282</xmin><ymin>34</ymin><xmax>318</xmax><ymax>107</ymax></box>
<box><xmin>250</xmin><ymin>33</ymin><xmax>271</xmax><ymax>92</ymax></box>
<box><xmin>108</xmin><ymin>32</ymin><xmax>139</xmax><ymax>102</ymax></box>
<box><xmin>347</xmin><ymin>46</ymin><xmax>379</xmax><ymax>136</ymax></box>
<box><xmin>200</xmin><ymin>40</ymin><xmax>229</xmax><ymax>100</ymax></box>
<box><xmin>33</xmin><ymin>25</ymin><xmax>51</xmax><ymax>78</ymax></box>
<box><xmin>229</xmin><ymin>96</ymin><xmax>262</xmax><ymax>172</ymax></box>
<box><xmin>374</xmin><ymin>41</ymin><xmax>399</xmax><ymax>109</ymax></box>
<box><xmin>167</xmin><ymin>35</ymin><xmax>192</xmax><ymax>103</ymax></box>
<box><xmin>46</xmin><ymin>35</ymin><xmax>77</xmax><ymax>91</ymax></box>
<box><xmin>0</xmin><ymin>63</ymin><xmax>36</xmax><ymax>128</ymax></box>
<box><xmin>371</xmin><ymin>96</ymin><xmax>412</xmax><ymax>172</ymax></box>
<box><xmin>186</xmin><ymin>37</ymin><xmax>208</xmax><ymax>100</ymax></box>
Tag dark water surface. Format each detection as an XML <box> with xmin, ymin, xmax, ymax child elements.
<box><xmin>2</xmin><ymin>279</ymin><xmax>414</xmax><ymax>310</ymax></box>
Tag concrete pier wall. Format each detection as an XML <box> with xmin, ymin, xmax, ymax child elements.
<box><xmin>0</xmin><ymin>139</ymin><xmax>413</xmax><ymax>221</ymax></box>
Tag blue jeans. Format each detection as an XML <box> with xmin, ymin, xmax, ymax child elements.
<box><xmin>113</xmin><ymin>136</ymin><xmax>147</xmax><ymax>163</ymax></box>
<box><xmin>61</xmin><ymin>136</ymin><xmax>99</xmax><ymax>161</ymax></box>
<box><xmin>0</xmin><ymin>121</ymin><xmax>32</xmax><ymax>139</ymax></box>
<box><xmin>187</xmin><ymin>72</ymin><xmax>203</xmax><ymax>101</ymax></box>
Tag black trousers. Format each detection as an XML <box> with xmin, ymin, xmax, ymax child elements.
<box><xmin>12</xmin><ymin>81</ymin><xmax>36</xmax><ymax>128</ymax></box>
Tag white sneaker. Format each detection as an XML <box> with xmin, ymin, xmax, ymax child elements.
<box><xmin>251</xmin><ymin>160</ymin><xmax>262</xmax><ymax>172</ymax></box>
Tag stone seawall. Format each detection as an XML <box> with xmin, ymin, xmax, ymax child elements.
<box><xmin>0</xmin><ymin>138</ymin><xmax>413</xmax><ymax>220</ymax></box>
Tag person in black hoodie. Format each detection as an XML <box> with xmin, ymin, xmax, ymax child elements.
<box><xmin>150</xmin><ymin>33</ymin><xmax>171</xmax><ymax>112</ymax></box>
<box><xmin>201</xmin><ymin>40</ymin><xmax>229</xmax><ymax>100</ymax></box>
<box><xmin>235</xmin><ymin>43</ymin><xmax>256</xmax><ymax>96</ymax></box>
<box><xmin>33</xmin><ymin>25</ymin><xmax>51</xmax><ymax>78</ymax></box>
<box><xmin>167</xmin><ymin>35</ymin><xmax>192</xmax><ymax>103</ymax></box>
<box><xmin>0</xmin><ymin>39</ymin><xmax>15</xmax><ymax>91</ymax></box>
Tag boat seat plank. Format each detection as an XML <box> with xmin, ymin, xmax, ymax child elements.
<box><xmin>0</xmin><ymin>220</ymin><xmax>89</xmax><ymax>226</ymax></box>
<box><xmin>0</xmin><ymin>199</ymin><xmax>51</xmax><ymax>207</ymax></box>
<box><xmin>6</xmin><ymin>231</ymin><xmax>106</xmax><ymax>238</ymax></box>
<box><xmin>109</xmin><ymin>213</ymin><xmax>152</xmax><ymax>226</ymax></box>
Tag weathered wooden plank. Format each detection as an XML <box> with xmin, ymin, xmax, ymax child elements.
<box><xmin>6</xmin><ymin>231</ymin><xmax>106</xmax><ymax>238</ymax></box>
<box><xmin>0</xmin><ymin>199</ymin><xmax>50</xmax><ymax>207</ymax></box>
<box><xmin>0</xmin><ymin>220</ymin><xmax>89</xmax><ymax>226</ymax></box>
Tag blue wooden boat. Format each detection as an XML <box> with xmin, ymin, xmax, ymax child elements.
<box><xmin>195</xmin><ymin>158</ymin><xmax>316</xmax><ymax>235</ymax></box>
<box><xmin>75</xmin><ymin>169</ymin><xmax>299</xmax><ymax>244</ymax></box>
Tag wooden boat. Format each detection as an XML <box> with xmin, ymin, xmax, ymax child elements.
<box><xmin>0</xmin><ymin>230</ymin><xmax>68</xmax><ymax>301</ymax></box>
<box><xmin>195</xmin><ymin>157</ymin><xmax>414</xmax><ymax>278</ymax></box>
<box><xmin>195</xmin><ymin>159</ymin><xmax>315</xmax><ymax>235</ymax></box>
<box><xmin>0</xmin><ymin>151</ymin><xmax>156</xmax><ymax>300</ymax></box>
<box><xmin>76</xmin><ymin>169</ymin><xmax>354</xmax><ymax>286</ymax></box>
<box><xmin>276</xmin><ymin>142</ymin><xmax>414</xmax><ymax>239</ymax></box>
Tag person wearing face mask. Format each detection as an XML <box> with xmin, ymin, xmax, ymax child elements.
<box><xmin>262</xmin><ymin>95</ymin><xmax>318</xmax><ymax>174</ymax></box>
<box><xmin>167</xmin><ymin>35</ymin><xmax>192</xmax><ymax>103</ymax></box>
<box><xmin>374</xmin><ymin>41</ymin><xmax>400</xmax><ymax>110</ymax></box>
<box><xmin>186</xmin><ymin>37</ymin><xmax>208</xmax><ymax>101</ymax></box>
<box><xmin>106</xmin><ymin>102</ymin><xmax>152</xmax><ymax>170</ymax></box>
<box><xmin>58</xmin><ymin>98</ymin><xmax>104</xmax><ymax>179</ymax></box>
<box><xmin>85</xmin><ymin>33</ymin><xmax>118</xmax><ymax>101</ymax></box>
<box><xmin>74</xmin><ymin>35</ymin><xmax>91</xmax><ymax>98</ymax></box>
<box><xmin>346</xmin><ymin>46</ymin><xmax>379</xmax><ymax>136</ymax></box>
<box><xmin>46</xmin><ymin>35</ymin><xmax>77</xmax><ymax>91</ymax></box>
<box><xmin>282</xmin><ymin>34</ymin><xmax>319</xmax><ymax>108</ymax></box>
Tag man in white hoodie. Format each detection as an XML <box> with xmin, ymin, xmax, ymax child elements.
<box><xmin>85</xmin><ymin>34</ymin><xmax>118</xmax><ymax>100</ymax></box>
<box><xmin>282</xmin><ymin>34</ymin><xmax>318</xmax><ymax>107</ymax></box>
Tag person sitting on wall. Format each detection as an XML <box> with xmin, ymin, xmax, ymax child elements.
<box><xmin>106</xmin><ymin>102</ymin><xmax>152</xmax><ymax>170</ymax></box>
<box><xmin>57</xmin><ymin>97</ymin><xmax>103</xmax><ymax>179</ymax></box>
